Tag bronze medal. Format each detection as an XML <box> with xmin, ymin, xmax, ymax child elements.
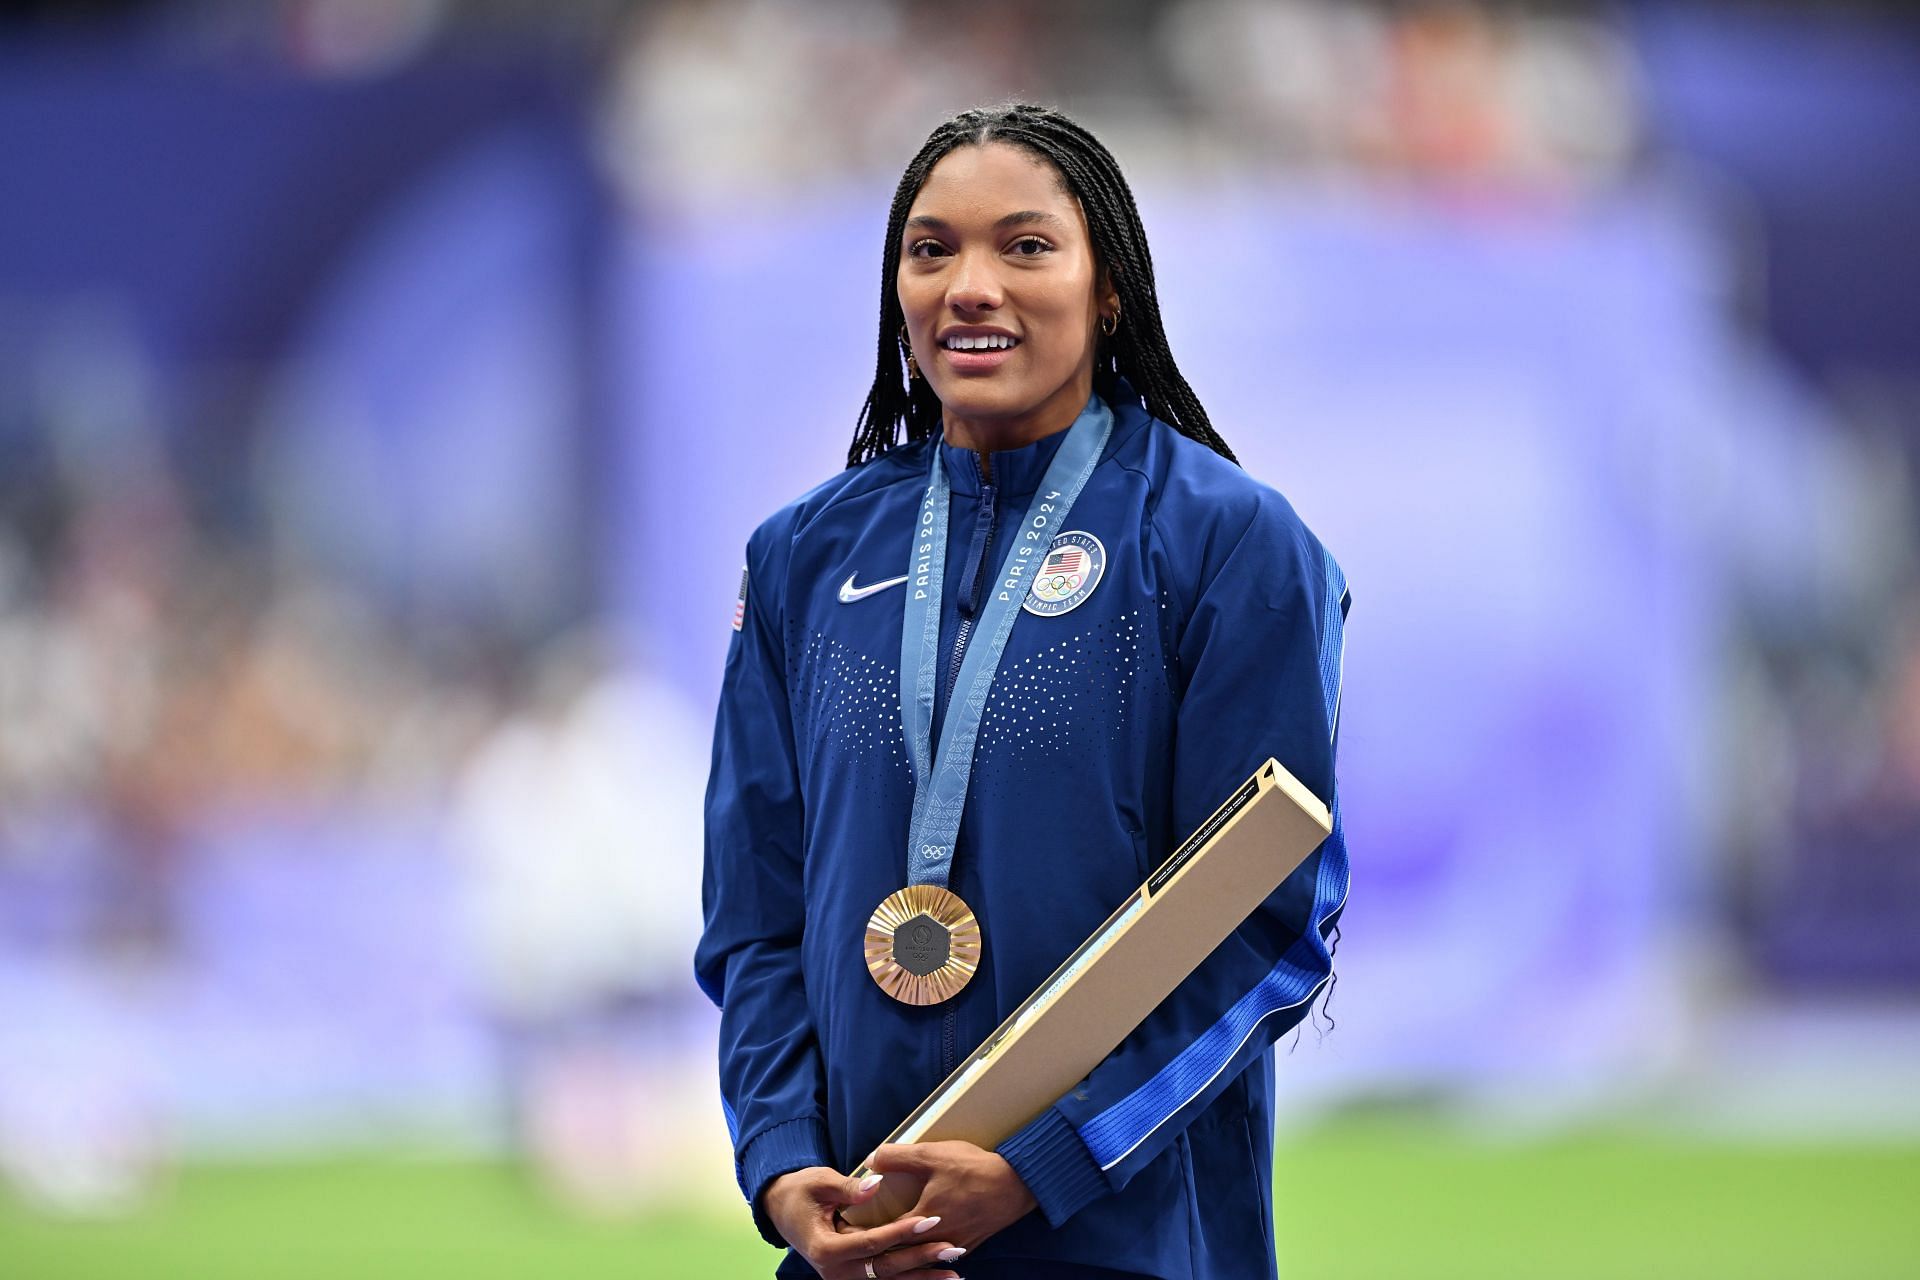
<box><xmin>864</xmin><ymin>884</ymin><xmax>982</xmax><ymax>1005</ymax></box>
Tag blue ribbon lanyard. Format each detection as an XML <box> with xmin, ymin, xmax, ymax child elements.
<box><xmin>897</xmin><ymin>394</ymin><xmax>1114</xmax><ymax>890</ymax></box>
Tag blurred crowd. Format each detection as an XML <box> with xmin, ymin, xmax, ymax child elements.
<box><xmin>0</xmin><ymin>302</ymin><xmax>506</xmax><ymax>946</ymax></box>
<box><xmin>0</xmin><ymin>297</ymin><xmax>713</xmax><ymax>1212</ymax></box>
<box><xmin>607</xmin><ymin>0</ymin><xmax>1642</xmax><ymax>204</ymax></box>
<box><xmin>11</xmin><ymin>1</ymin><xmax>1647</xmax><ymax>193</ymax></box>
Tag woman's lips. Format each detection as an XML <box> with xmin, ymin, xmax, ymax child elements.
<box><xmin>939</xmin><ymin>341</ymin><xmax>1019</xmax><ymax>374</ymax></box>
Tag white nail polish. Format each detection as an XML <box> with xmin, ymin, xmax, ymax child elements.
<box><xmin>937</xmin><ymin>1247</ymin><xmax>966</xmax><ymax>1261</ymax></box>
<box><xmin>913</xmin><ymin>1216</ymin><xmax>942</xmax><ymax>1234</ymax></box>
<box><xmin>859</xmin><ymin>1173</ymin><xmax>884</xmax><ymax>1192</ymax></box>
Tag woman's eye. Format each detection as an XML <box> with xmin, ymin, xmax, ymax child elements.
<box><xmin>906</xmin><ymin>239</ymin><xmax>949</xmax><ymax>259</ymax></box>
<box><xmin>1010</xmin><ymin>237</ymin><xmax>1052</xmax><ymax>257</ymax></box>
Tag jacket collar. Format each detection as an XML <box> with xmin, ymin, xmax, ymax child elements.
<box><xmin>935</xmin><ymin>378</ymin><xmax>1145</xmax><ymax>498</ymax></box>
<box><xmin>937</xmin><ymin>421</ymin><xmax>1070</xmax><ymax>499</ymax></box>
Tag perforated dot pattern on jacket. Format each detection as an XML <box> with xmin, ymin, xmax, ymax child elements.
<box><xmin>790</xmin><ymin>626</ymin><xmax>913</xmax><ymax>784</ymax></box>
<box><xmin>976</xmin><ymin>608</ymin><xmax>1166</xmax><ymax>782</ymax></box>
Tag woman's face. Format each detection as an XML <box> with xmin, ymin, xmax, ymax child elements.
<box><xmin>897</xmin><ymin>142</ymin><xmax>1115</xmax><ymax>449</ymax></box>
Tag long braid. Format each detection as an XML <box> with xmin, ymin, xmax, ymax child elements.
<box><xmin>848</xmin><ymin>104</ymin><xmax>1238</xmax><ymax>469</ymax></box>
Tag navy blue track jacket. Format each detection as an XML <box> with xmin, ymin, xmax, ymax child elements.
<box><xmin>696</xmin><ymin>382</ymin><xmax>1350</xmax><ymax>1280</ymax></box>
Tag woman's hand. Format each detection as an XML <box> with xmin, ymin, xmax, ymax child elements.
<box><xmin>762</xmin><ymin>1167</ymin><xmax>965</xmax><ymax>1279</ymax></box>
<box><xmin>854</xmin><ymin>1141</ymin><xmax>1040</xmax><ymax>1254</ymax></box>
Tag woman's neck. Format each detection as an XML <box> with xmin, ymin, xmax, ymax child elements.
<box><xmin>942</xmin><ymin>389</ymin><xmax>1091</xmax><ymax>478</ymax></box>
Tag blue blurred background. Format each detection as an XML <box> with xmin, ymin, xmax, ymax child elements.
<box><xmin>1</xmin><ymin>1</ymin><xmax>1917</xmax><ymax>1275</ymax></box>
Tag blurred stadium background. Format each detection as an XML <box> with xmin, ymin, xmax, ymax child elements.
<box><xmin>1</xmin><ymin>0</ymin><xmax>1917</xmax><ymax>1275</ymax></box>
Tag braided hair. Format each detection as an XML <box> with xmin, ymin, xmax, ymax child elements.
<box><xmin>846</xmin><ymin>103</ymin><xmax>1237</xmax><ymax>469</ymax></box>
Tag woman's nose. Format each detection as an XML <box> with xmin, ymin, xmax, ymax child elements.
<box><xmin>946</xmin><ymin>250</ymin><xmax>1003</xmax><ymax>312</ymax></box>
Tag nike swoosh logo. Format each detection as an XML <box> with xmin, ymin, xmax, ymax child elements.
<box><xmin>838</xmin><ymin>573</ymin><xmax>910</xmax><ymax>604</ymax></box>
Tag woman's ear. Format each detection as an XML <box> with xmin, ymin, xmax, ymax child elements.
<box><xmin>1093</xmin><ymin>273</ymin><xmax>1121</xmax><ymax>341</ymax></box>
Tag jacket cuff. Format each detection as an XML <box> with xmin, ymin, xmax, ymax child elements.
<box><xmin>742</xmin><ymin>1116</ymin><xmax>834</xmax><ymax>1247</ymax></box>
<box><xmin>996</xmin><ymin>1105</ymin><xmax>1110</xmax><ymax>1228</ymax></box>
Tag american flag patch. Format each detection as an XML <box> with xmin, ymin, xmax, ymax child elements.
<box><xmin>1022</xmin><ymin>529</ymin><xmax>1106</xmax><ymax>618</ymax></box>
<box><xmin>732</xmin><ymin>565</ymin><xmax>748</xmax><ymax>631</ymax></box>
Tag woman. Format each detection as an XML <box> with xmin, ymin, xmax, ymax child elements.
<box><xmin>696</xmin><ymin>104</ymin><xmax>1349</xmax><ymax>1280</ymax></box>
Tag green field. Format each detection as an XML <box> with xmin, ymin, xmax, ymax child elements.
<box><xmin>3</xmin><ymin>1124</ymin><xmax>1915</xmax><ymax>1279</ymax></box>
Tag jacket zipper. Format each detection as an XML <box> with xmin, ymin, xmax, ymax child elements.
<box><xmin>939</xmin><ymin>463</ymin><xmax>997</xmax><ymax>1077</ymax></box>
<box><xmin>944</xmin><ymin>614</ymin><xmax>977</xmax><ymax>710</ymax></box>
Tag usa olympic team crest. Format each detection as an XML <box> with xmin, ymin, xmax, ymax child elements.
<box><xmin>1023</xmin><ymin>530</ymin><xmax>1106</xmax><ymax>617</ymax></box>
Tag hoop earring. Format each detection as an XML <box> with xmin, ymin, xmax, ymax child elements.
<box><xmin>900</xmin><ymin>324</ymin><xmax>920</xmax><ymax>380</ymax></box>
<box><xmin>1100</xmin><ymin>308</ymin><xmax>1119</xmax><ymax>338</ymax></box>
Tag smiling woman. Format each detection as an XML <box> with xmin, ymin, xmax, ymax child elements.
<box><xmin>697</xmin><ymin>103</ymin><xmax>1352</xmax><ymax>1280</ymax></box>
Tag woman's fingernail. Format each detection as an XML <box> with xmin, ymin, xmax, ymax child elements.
<box><xmin>937</xmin><ymin>1247</ymin><xmax>966</xmax><ymax>1262</ymax></box>
<box><xmin>913</xmin><ymin>1216</ymin><xmax>942</xmax><ymax>1234</ymax></box>
<box><xmin>858</xmin><ymin>1173</ymin><xmax>884</xmax><ymax>1192</ymax></box>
